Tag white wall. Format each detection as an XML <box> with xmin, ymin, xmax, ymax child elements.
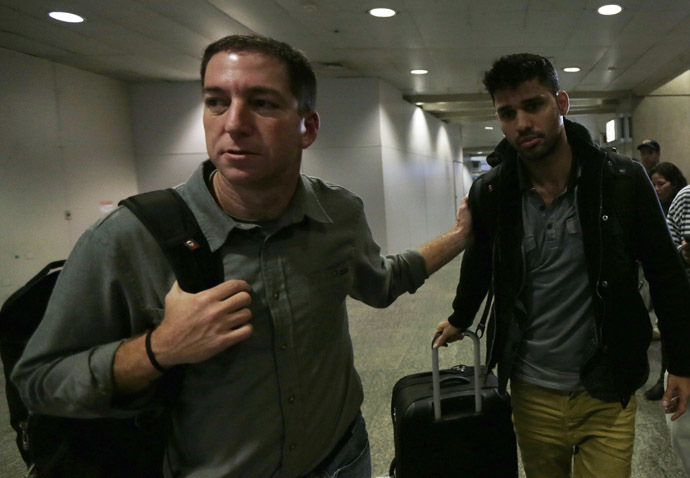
<box><xmin>0</xmin><ymin>48</ymin><xmax>138</xmax><ymax>302</ymax></box>
<box><xmin>633</xmin><ymin>70</ymin><xmax>690</xmax><ymax>177</ymax></box>
<box><xmin>301</xmin><ymin>78</ymin><xmax>387</xmax><ymax>252</ymax></box>
<box><xmin>129</xmin><ymin>82</ymin><xmax>207</xmax><ymax>192</ymax></box>
<box><xmin>378</xmin><ymin>81</ymin><xmax>463</xmax><ymax>253</ymax></box>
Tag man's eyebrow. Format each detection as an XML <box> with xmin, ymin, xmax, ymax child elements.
<box><xmin>202</xmin><ymin>86</ymin><xmax>225</xmax><ymax>96</ymax></box>
<box><xmin>496</xmin><ymin>94</ymin><xmax>545</xmax><ymax>112</ymax></box>
<box><xmin>202</xmin><ymin>86</ymin><xmax>283</xmax><ymax>96</ymax></box>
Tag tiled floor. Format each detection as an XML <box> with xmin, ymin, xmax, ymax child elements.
<box><xmin>0</xmin><ymin>256</ymin><xmax>686</xmax><ymax>477</ymax></box>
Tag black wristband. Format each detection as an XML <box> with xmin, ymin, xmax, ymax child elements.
<box><xmin>145</xmin><ymin>329</ymin><xmax>167</xmax><ymax>374</ymax></box>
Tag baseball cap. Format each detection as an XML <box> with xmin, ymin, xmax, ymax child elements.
<box><xmin>637</xmin><ymin>139</ymin><xmax>660</xmax><ymax>152</ymax></box>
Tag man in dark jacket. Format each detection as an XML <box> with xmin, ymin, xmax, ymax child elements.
<box><xmin>434</xmin><ymin>54</ymin><xmax>690</xmax><ymax>478</ymax></box>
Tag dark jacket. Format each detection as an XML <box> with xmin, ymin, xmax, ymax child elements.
<box><xmin>449</xmin><ymin>119</ymin><xmax>690</xmax><ymax>404</ymax></box>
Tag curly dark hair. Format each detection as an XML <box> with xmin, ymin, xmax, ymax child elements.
<box><xmin>483</xmin><ymin>53</ymin><xmax>560</xmax><ymax>100</ymax></box>
<box><xmin>200</xmin><ymin>34</ymin><xmax>316</xmax><ymax>114</ymax></box>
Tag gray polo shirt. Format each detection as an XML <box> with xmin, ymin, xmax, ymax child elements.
<box><xmin>511</xmin><ymin>160</ymin><xmax>597</xmax><ymax>391</ymax></box>
<box><xmin>13</xmin><ymin>161</ymin><xmax>427</xmax><ymax>477</ymax></box>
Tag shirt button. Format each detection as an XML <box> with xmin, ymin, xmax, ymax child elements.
<box><xmin>273</xmin><ymin>291</ymin><xmax>280</xmax><ymax>300</ymax></box>
<box><xmin>602</xmin><ymin>215</ymin><xmax>609</xmax><ymax>222</ymax></box>
<box><xmin>288</xmin><ymin>394</ymin><xmax>295</xmax><ymax>404</ymax></box>
<box><xmin>601</xmin><ymin>280</ymin><xmax>608</xmax><ymax>287</ymax></box>
<box><xmin>280</xmin><ymin>343</ymin><xmax>287</xmax><ymax>351</ymax></box>
<box><xmin>289</xmin><ymin>443</ymin><xmax>297</xmax><ymax>451</ymax></box>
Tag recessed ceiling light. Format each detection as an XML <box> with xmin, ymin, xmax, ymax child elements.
<box><xmin>597</xmin><ymin>4</ymin><xmax>622</xmax><ymax>15</ymax></box>
<box><xmin>477</xmin><ymin>152</ymin><xmax>484</xmax><ymax>154</ymax></box>
<box><xmin>48</xmin><ymin>11</ymin><xmax>85</xmax><ymax>23</ymax></box>
<box><xmin>563</xmin><ymin>67</ymin><xmax>581</xmax><ymax>73</ymax></box>
<box><xmin>369</xmin><ymin>8</ymin><xmax>396</xmax><ymax>18</ymax></box>
<box><xmin>411</xmin><ymin>69</ymin><xmax>428</xmax><ymax>75</ymax></box>
<box><xmin>484</xmin><ymin>126</ymin><xmax>494</xmax><ymax>130</ymax></box>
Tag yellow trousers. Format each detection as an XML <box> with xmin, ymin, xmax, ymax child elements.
<box><xmin>511</xmin><ymin>380</ymin><xmax>636</xmax><ymax>478</ymax></box>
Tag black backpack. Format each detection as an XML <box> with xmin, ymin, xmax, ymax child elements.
<box><xmin>0</xmin><ymin>189</ymin><xmax>223</xmax><ymax>477</ymax></box>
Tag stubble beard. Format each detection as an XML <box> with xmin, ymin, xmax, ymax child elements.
<box><xmin>515</xmin><ymin>132</ymin><xmax>559</xmax><ymax>162</ymax></box>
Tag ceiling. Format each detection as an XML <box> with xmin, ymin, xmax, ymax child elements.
<box><xmin>2</xmin><ymin>0</ymin><xmax>689</xmax><ymax>150</ymax></box>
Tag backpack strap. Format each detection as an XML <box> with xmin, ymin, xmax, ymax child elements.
<box><xmin>119</xmin><ymin>189</ymin><xmax>222</xmax><ymax>293</ymax></box>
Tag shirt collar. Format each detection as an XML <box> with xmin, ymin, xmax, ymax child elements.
<box><xmin>517</xmin><ymin>156</ymin><xmax>581</xmax><ymax>194</ymax></box>
<box><xmin>176</xmin><ymin>161</ymin><xmax>332</xmax><ymax>252</ymax></box>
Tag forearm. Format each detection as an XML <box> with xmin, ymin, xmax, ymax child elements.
<box><xmin>113</xmin><ymin>333</ymin><xmax>165</xmax><ymax>396</ymax></box>
<box><xmin>419</xmin><ymin>194</ymin><xmax>473</xmax><ymax>276</ymax></box>
<box><xmin>419</xmin><ymin>225</ymin><xmax>471</xmax><ymax>276</ymax></box>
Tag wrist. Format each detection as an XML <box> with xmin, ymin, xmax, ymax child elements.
<box><xmin>145</xmin><ymin>329</ymin><xmax>168</xmax><ymax>374</ymax></box>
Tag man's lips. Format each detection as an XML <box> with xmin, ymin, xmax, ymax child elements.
<box><xmin>222</xmin><ymin>149</ymin><xmax>258</xmax><ymax>157</ymax></box>
<box><xmin>518</xmin><ymin>135</ymin><xmax>542</xmax><ymax>148</ymax></box>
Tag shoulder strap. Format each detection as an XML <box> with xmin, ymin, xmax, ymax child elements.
<box><xmin>119</xmin><ymin>189</ymin><xmax>222</xmax><ymax>293</ymax></box>
<box><xmin>477</xmin><ymin>288</ymin><xmax>493</xmax><ymax>338</ymax></box>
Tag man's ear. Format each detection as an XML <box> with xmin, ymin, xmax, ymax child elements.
<box><xmin>301</xmin><ymin>110</ymin><xmax>320</xmax><ymax>149</ymax></box>
<box><xmin>556</xmin><ymin>90</ymin><xmax>570</xmax><ymax>116</ymax></box>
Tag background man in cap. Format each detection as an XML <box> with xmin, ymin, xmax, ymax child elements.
<box><xmin>638</xmin><ymin>139</ymin><xmax>661</xmax><ymax>174</ymax></box>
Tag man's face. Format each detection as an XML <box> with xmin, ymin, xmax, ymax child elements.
<box><xmin>202</xmin><ymin>51</ymin><xmax>318</xmax><ymax>188</ymax></box>
<box><xmin>639</xmin><ymin>147</ymin><xmax>660</xmax><ymax>171</ymax></box>
<box><xmin>492</xmin><ymin>79</ymin><xmax>569</xmax><ymax>161</ymax></box>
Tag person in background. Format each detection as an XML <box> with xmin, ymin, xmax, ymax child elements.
<box><xmin>638</xmin><ymin>139</ymin><xmax>662</xmax><ymax>174</ymax></box>
<box><xmin>434</xmin><ymin>53</ymin><xmax>690</xmax><ymax>478</ymax></box>
<box><xmin>12</xmin><ymin>34</ymin><xmax>472</xmax><ymax>477</ymax></box>
<box><xmin>650</xmin><ymin>162</ymin><xmax>687</xmax><ymax>214</ymax></box>
<box><xmin>644</xmin><ymin>162</ymin><xmax>687</xmax><ymax>400</ymax></box>
<box><xmin>664</xmin><ymin>185</ymin><xmax>690</xmax><ymax>475</ymax></box>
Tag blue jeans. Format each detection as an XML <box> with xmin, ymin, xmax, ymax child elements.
<box><xmin>303</xmin><ymin>414</ymin><xmax>371</xmax><ymax>478</ymax></box>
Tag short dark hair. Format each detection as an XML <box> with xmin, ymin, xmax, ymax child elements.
<box><xmin>201</xmin><ymin>34</ymin><xmax>317</xmax><ymax>114</ymax></box>
<box><xmin>650</xmin><ymin>162</ymin><xmax>688</xmax><ymax>193</ymax></box>
<box><xmin>483</xmin><ymin>54</ymin><xmax>560</xmax><ymax>100</ymax></box>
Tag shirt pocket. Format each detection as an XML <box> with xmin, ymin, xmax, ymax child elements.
<box><xmin>287</xmin><ymin>257</ymin><xmax>354</xmax><ymax>329</ymax></box>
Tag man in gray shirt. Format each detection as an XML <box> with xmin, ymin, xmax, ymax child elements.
<box><xmin>13</xmin><ymin>35</ymin><xmax>471</xmax><ymax>477</ymax></box>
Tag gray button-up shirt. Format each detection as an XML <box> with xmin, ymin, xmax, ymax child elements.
<box><xmin>14</xmin><ymin>161</ymin><xmax>427</xmax><ymax>477</ymax></box>
<box><xmin>512</xmin><ymin>160</ymin><xmax>596</xmax><ymax>391</ymax></box>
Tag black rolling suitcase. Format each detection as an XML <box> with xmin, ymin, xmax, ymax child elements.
<box><xmin>390</xmin><ymin>330</ymin><xmax>518</xmax><ymax>478</ymax></box>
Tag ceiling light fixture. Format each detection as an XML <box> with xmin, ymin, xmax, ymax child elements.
<box><xmin>369</xmin><ymin>8</ymin><xmax>396</xmax><ymax>18</ymax></box>
<box><xmin>411</xmin><ymin>69</ymin><xmax>428</xmax><ymax>75</ymax></box>
<box><xmin>563</xmin><ymin>67</ymin><xmax>581</xmax><ymax>72</ymax></box>
<box><xmin>597</xmin><ymin>4</ymin><xmax>622</xmax><ymax>15</ymax></box>
<box><xmin>48</xmin><ymin>11</ymin><xmax>85</xmax><ymax>23</ymax></box>
<box><xmin>484</xmin><ymin>126</ymin><xmax>494</xmax><ymax>130</ymax></box>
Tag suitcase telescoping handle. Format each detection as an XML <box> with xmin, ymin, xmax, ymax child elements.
<box><xmin>431</xmin><ymin>329</ymin><xmax>482</xmax><ymax>420</ymax></box>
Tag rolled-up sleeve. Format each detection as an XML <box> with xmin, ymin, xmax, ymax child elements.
<box><xmin>12</xmin><ymin>210</ymin><xmax>167</xmax><ymax>418</ymax></box>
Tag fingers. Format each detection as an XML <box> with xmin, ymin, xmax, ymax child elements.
<box><xmin>206</xmin><ymin>279</ymin><xmax>252</xmax><ymax>300</ymax></box>
<box><xmin>219</xmin><ymin>322</ymin><xmax>254</xmax><ymax>348</ymax></box>
<box><xmin>433</xmin><ymin>321</ymin><xmax>464</xmax><ymax>349</ymax></box>
<box><xmin>664</xmin><ymin>393</ymin><xmax>687</xmax><ymax>421</ymax></box>
<box><xmin>663</xmin><ymin>376</ymin><xmax>690</xmax><ymax>421</ymax></box>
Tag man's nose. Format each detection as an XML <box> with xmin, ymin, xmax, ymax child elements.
<box><xmin>515</xmin><ymin>110</ymin><xmax>532</xmax><ymax>131</ymax></box>
<box><xmin>224</xmin><ymin>101</ymin><xmax>251</xmax><ymax>134</ymax></box>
